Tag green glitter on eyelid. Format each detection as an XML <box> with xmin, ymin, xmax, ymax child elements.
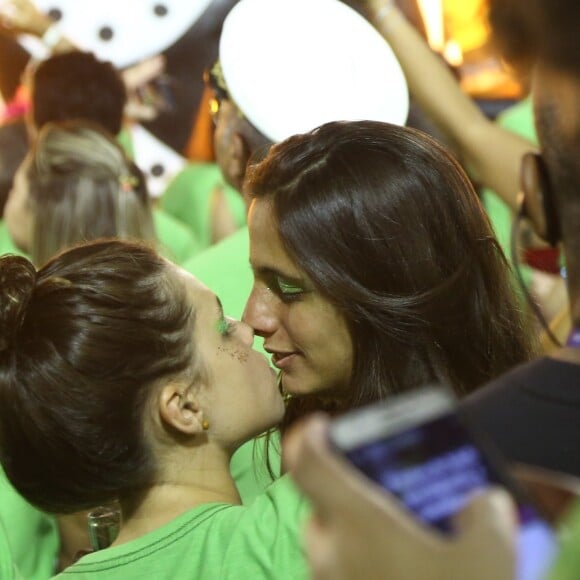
<box><xmin>277</xmin><ymin>278</ymin><xmax>305</xmax><ymax>294</ymax></box>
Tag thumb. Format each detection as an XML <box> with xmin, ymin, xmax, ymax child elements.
<box><xmin>453</xmin><ymin>488</ymin><xmax>517</xmax><ymax>539</ymax></box>
<box><xmin>453</xmin><ymin>487</ymin><xmax>518</xmax><ymax>578</ymax></box>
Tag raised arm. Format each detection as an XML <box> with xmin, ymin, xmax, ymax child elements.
<box><xmin>359</xmin><ymin>0</ymin><xmax>537</xmax><ymax>211</ymax></box>
<box><xmin>0</xmin><ymin>0</ymin><xmax>75</xmax><ymax>53</ymax></box>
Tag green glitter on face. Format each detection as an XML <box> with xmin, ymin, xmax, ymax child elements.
<box><xmin>216</xmin><ymin>318</ymin><xmax>231</xmax><ymax>336</ymax></box>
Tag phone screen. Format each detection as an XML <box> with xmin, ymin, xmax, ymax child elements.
<box><xmin>335</xmin><ymin>403</ymin><xmax>557</xmax><ymax>580</ymax></box>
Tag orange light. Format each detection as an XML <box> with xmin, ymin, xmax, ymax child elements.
<box><xmin>443</xmin><ymin>40</ymin><xmax>463</xmax><ymax>67</ymax></box>
<box><xmin>417</xmin><ymin>0</ymin><xmax>445</xmax><ymax>53</ymax></box>
<box><xmin>443</xmin><ymin>0</ymin><xmax>490</xmax><ymax>54</ymax></box>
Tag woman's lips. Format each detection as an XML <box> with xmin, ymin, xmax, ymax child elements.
<box><xmin>271</xmin><ymin>352</ymin><xmax>298</xmax><ymax>370</ymax></box>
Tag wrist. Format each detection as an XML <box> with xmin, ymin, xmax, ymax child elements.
<box><xmin>375</xmin><ymin>1</ymin><xmax>396</xmax><ymax>22</ymax></box>
<box><xmin>28</xmin><ymin>14</ymin><xmax>54</xmax><ymax>37</ymax></box>
<box><xmin>369</xmin><ymin>1</ymin><xmax>404</xmax><ymax>34</ymax></box>
<box><xmin>41</xmin><ymin>22</ymin><xmax>63</xmax><ymax>50</ymax></box>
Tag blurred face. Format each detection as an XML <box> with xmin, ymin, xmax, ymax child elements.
<box><xmin>533</xmin><ymin>66</ymin><xmax>580</xmax><ymax>161</ymax></box>
<box><xmin>243</xmin><ymin>198</ymin><xmax>354</xmax><ymax>398</ymax></box>
<box><xmin>4</xmin><ymin>157</ymin><xmax>33</xmax><ymax>253</ymax></box>
<box><xmin>172</xmin><ymin>266</ymin><xmax>284</xmax><ymax>447</ymax></box>
<box><xmin>212</xmin><ymin>98</ymin><xmax>246</xmax><ymax>192</ymax></box>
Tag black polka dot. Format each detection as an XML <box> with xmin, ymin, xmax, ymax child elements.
<box><xmin>154</xmin><ymin>4</ymin><xmax>168</xmax><ymax>17</ymax></box>
<box><xmin>151</xmin><ymin>164</ymin><xmax>165</xmax><ymax>177</ymax></box>
<box><xmin>47</xmin><ymin>7</ymin><xmax>63</xmax><ymax>21</ymax></box>
<box><xmin>99</xmin><ymin>26</ymin><xmax>114</xmax><ymax>41</ymax></box>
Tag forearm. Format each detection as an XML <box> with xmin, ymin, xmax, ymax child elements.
<box><xmin>366</xmin><ymin>3</ymin><xmax>482</xmax><ymax>142</ymax></box>
<box><xmin>363</xmin><ymin>1</ymin><xmax>537</xmax><ymax>210</ymax></box>
<box><xmin>0</xmin><ymin>0</ymin><xmax>76</xmax><ymax>53</ymax></box>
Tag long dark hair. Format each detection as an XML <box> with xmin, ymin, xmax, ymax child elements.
<box><xmin>245</xmin><ymin>121</ymin><xmax>534</xmax><ymax>420</ymax></box>
<box><xmin>0</xmin><ymin>240</ymin><xmax>196</xmax><ymax>513</ymax></box>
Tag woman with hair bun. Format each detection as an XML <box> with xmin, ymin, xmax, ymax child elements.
<box><xmin>0</xmin><ymin>119</ymin><xmax>159</xmax><ymax>577</ymax></box>
<box><xmin>0</xmin><ymin>240</ymin><xmax>307</xmax><ymax>579</ymax></box>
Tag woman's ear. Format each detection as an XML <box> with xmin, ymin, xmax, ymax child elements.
<box><xmin>519</xmin><ymin>152</ymin><xmax>561</xmax><ymax>246</ymax></box>
<box><xmin>158</xmin><ymin>383</ymin><xmax>206</xmax><ymax>436</ymax></box>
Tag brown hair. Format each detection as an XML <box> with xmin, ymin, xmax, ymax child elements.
<box><xmin>245</xmin><ymin>121</ymin><xmax>534</xmax><ymax>421</ymax></box>
<box><xmin>31</xmin><ymin>51</ymin><xmax>126</xmax><ymax>135</ymax></box>
<box><xmin>0</xmin><ymin>240</ymin><xmax>196</xmax><ymax>513</ymax></box>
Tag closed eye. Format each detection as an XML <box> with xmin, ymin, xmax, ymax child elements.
<box><xmin>275</xmin><ymin>276</ymin><xmax>307</xmax><ymax>302</ymax></box>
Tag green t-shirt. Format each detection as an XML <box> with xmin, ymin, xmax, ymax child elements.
<box><xmin>1</xmin><ymin>208</ymin><xmax>200</xmax><ymax>267</ymax></box>
<box><xmin>230</xmin><ymin>434</ymin><xmax>281</xmax><ymax>506</ymax></box>
<box><xmin>547</xmin><ymin>499</ymin><xmax>580</xmax><ymax>580</ymax></box>
<box><xmin>481</xmin><ymin>96</ymin><xmax>536</xmax><ymax>286</ymax></box>
<box><xmin>0</xmin><ymin>220</ymin><xmax>26</xmax><ymax>258</ymax></box>
<box><xmin>0</xmin><ymin>467</ymin><xmax>58</xmax><ymax>579</ymax></box>
<box><xmin>153</xmin><ymin>207</ymin><xmax>202</xmax><ymax>265</ymax></box>
<box><xmin>182</xmin><ymin>227</ymin><xmax>252</xmax><ymax>325</ymax></box>
<box><xmin>0</xmin><ymin>517</ymin><xmax>22</xmax><ymax>580</ymax></box>
<box><xmin>116</xmin><ymin>128</ymin><xmax>134</xmax><ymax>160</ymax></box>
<box><xmin>54</xmin><ymin>476</ymin><xmax>308</xmax><ymax>580</ymax></box>
<box><xmin>161</xmin><ymin>163</ymin><xmax>246</xmax><ymax>250</ymax></box>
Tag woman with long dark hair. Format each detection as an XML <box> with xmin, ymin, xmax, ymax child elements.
<box><xmin>243</xmin><ymin>120</ymin><xmax>534</xmax><ymax>425</ymax></box>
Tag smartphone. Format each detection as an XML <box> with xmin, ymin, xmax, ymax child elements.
<box><xmin>329</xmin><ymin>386</ymin><xmax>558</xmax><ymax>580</ymax></box>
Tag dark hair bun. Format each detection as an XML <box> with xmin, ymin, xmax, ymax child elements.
<box><xmin>0</xmin><ymin>255</ymin><xmax>36</xmax><ymax>352</ymax></box>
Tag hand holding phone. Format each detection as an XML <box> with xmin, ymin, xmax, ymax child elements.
<box><xmin>329</xmin><ymin>386</ymin><xmax>558</xmax><ymax>580</ymax></box>
<box><xmin>287</xmin><ymin>414</ymin><xmax>517</xmax><ymax>580</ymax></box>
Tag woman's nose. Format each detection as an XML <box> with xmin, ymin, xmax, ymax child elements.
<box><xmin>242</xmin><ymin>285</ymin><xmax>279</xmax><ymax>338</ymax></box>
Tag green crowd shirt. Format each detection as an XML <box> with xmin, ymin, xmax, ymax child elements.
<box><xmin>54</xmin><ymin>476</ymin><xmax>309</xmax><ymax>580</ymax></box>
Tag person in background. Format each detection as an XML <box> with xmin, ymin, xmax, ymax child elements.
<box><xmin>4</xmin><ymin>120</ymin><xmax>156</xmax><ymax>266</ymax></box>
<box><xmin>0</xmin><ymin>49</ymin><xmax>199</xmax><ymax>264</ymax></box>
<box><xmin>356</xmin><ymin>0</ymin><xmax>567</xmax><ymax>346</ymax></box>
<box><xmin>0</xmin><ymin>119</ymin><xmax>27</xmax><ymax>217</ymax></box>
<box><xmin>460</xmin><ymin>0</ymin><xmax>580</xmax><ymax>494</ymax></box>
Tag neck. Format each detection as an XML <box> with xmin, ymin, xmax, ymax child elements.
<box><xmin>113</xmin><ymin>447</ymin><xmax>240</xmax><ymax>545</ymax></box>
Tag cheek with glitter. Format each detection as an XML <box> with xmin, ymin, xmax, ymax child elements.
<box><xmin>218</xmin><ymin>345</ymin><xmax>249</xmax><ymax>362</ymax></box>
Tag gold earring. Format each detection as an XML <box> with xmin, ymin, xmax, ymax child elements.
<box><xmin>202</xmin><ymin>419</ymin><xmax>210</xmax><ymax>431</ymax></box>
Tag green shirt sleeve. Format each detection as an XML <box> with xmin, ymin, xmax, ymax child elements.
<box><xmin>0</xmin><ymin>467</ymin><xmax>58</xmax><ymax>580</ymax></box>
<box><xmin>547</xmin><ymin>499</ymin><xmax>580</xmax><ymax>580</ymax></box>
<box><xmin>161</xmin><ymin>163</ymin><xmax>246</xmax><ymax>250</ymax></box>
<box><xmin>153</xmin><ymin>207</ymin><xmax>202</xmax><ymax>264</ymax></box>
<box><xmin>0</xmin><ymin>221</ymin><xmax>27</xmax><ymax>258</ymax></box>
<box><xmin>481</xmin><ymin>96</ymin><xmax>537</xmax><ymax>288</ymax></box>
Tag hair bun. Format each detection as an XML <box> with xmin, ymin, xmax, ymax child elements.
<box><xmin>0</xmin><ymin>256</ymin><xmax>37</xmax><ymax>352</ymax></box>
